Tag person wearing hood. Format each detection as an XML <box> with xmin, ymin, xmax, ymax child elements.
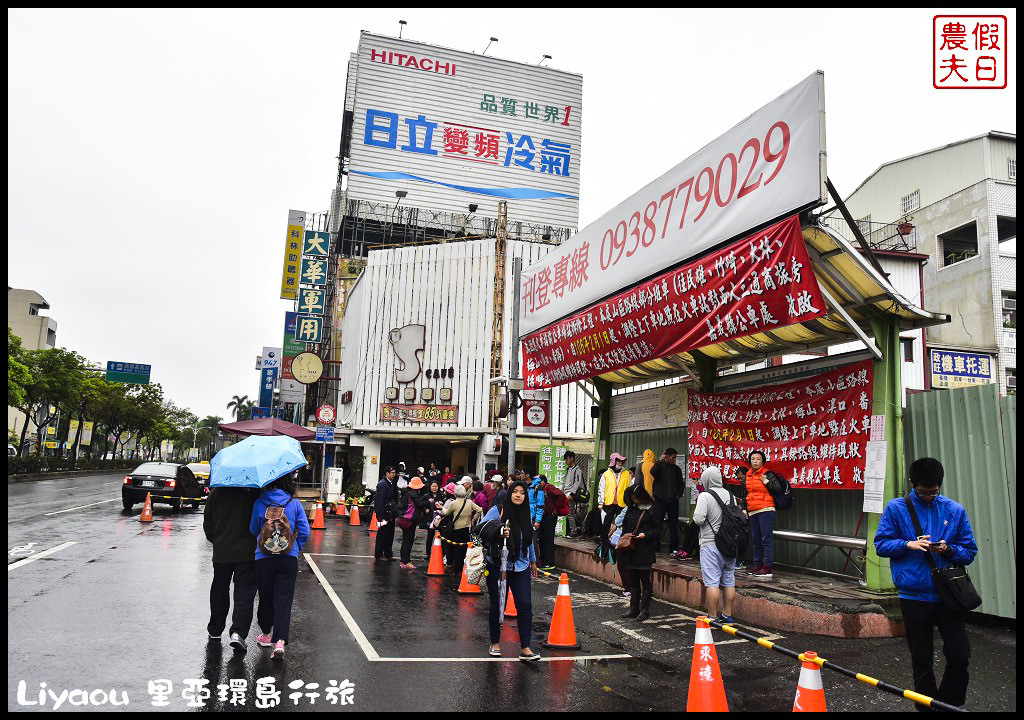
<box><xmin>692</xmin><ymin>466</ymin><xmax>738</xmax><ymax>623</ymax></box>
<box><xmin>396</xmin><ymin>462</ymin><xmax>410</xmax><ymax>490</ymax></box>
<box><xmin>476</xmin><ymin>480</ymin><xmax>541</xmax><ymax>661</ymax></box>
<box><xmin>640</xmin><ymin>449</ymin><xmax>657</xmax><ymax>498</ymax></box>
<box><xmin>651</xmin><ymin>447</ymin><xmax>686</xmax><ymax>558</ymax></box>
<box><xmin>249</xmin><ymin>472</ymin><xmax>310</xmax><ymax>659</ymax></box>
<box><xmin>442</xmin><ymin>483</ymin><xmax>482</xmax><ymax>572</ymax></box>
<box><xmin>397</xmin><ymin>477</ymin><xmax>431</xmax><ymax>569</ymax></box>
<box><xmin>744</xmin><ymin>450</ymin><xmax>777</xmax><ymax>579</ymax></box>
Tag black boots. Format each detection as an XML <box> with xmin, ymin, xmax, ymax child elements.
<box><xmin>621</xmin><ymin>589</ymin><xmax>641</xmax><ymax>618</ymax></box>
<box><xmin>636</xmin><ymin>588</ymin><xmax>652</xmax><ymax>622</ymax></box>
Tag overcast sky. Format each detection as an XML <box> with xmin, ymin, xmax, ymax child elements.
<box><xmin>8</xmin><ymin>9</ymin><xmax>1016</xmax><ymax>421</ymax></box>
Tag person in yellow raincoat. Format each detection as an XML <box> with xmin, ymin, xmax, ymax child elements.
<box><xmin>641</xmin><ymin>449</ymin><xmax>657</xmax><ymax>498</ymax></box>
<box><xmin>599</xmin><ymin>453</ymin><xmax>632</xmax><ymax>535</ymax></box>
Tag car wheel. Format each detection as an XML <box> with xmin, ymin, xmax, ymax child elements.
<box><xmin>191</xmin><ymin>500</ymin><xmax>201</xmax><ymax>509</ymax></box>
<box><xmin>171</xmin><ymin>499</ymin><xmax>181</xmax><ymax>512</ymax></box>
<box><xmin>122</xmin><ymin>498</ymin><xmax>134</xmax><ymax>511</ymax></box>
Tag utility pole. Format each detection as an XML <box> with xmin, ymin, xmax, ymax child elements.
<box><xmin>507</xmin><ymin>257</ymin><xmax>522</xmax><ymax>478</ymax></box>
<box><xmin>489</xmin><ymin>200</ymin><xmax>509</xmax><ymax>430</ymax></box>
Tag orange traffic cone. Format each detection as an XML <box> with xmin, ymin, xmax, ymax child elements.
<box><xmin>457</xmin><ymin>544</ymin><xmax>483</xmax><ymax>594</ymax></box>
<box><xmin>312</xmin><ymin>503</ymin><xmax>325</xmax><ymax>530</ymax></box>
<box><xmin>369</xmin><ymin>512</ymin><xmax>379</xmax><ymax>533</ymax></box>
<box><xmin>426</xmin><ymin>536</ymin><xmax>445</xmax><ymax>576</ymax></box>
<box><xmin>307</xmin><ymin>502</ymin><xmax>316</xmax><ymax>520</ymax></box>
<box><xmin>686</xmin><ymin>616</ymin><xmax>728</xmax><ymax>711</ymax></box>
<box><xmin>543</xmin><ymin>573</ymin><xmax>581</xmax><ymax>649</ymax></box>
<box><xmin>338</xmin><ymin>502</ymin><xmax>348</xmax><ymax>517</ymax></box>
<box><xmin>139</xmin><ymin>492</ymin><xmax>153</xmax><ymax>523</ymax></box>
<box><xmin>793</xmin><ymin>651</ymin><xmax>827</xmax><ymax>712</ymax></box>
<box><xmin>349</xmin><ymin>505</ymin><xmax>361</xmax><ymax>526</ymax></box>
<box><xmin>504</xmin><ymin>587</ymin><xmax>518</xmax><ymax>618</ymax></box>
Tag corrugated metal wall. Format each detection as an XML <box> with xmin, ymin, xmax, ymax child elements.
<box><xmin>904</xmin><ymin>385</ymin><xmax>1017</xmax><ymax>619</ymax></box>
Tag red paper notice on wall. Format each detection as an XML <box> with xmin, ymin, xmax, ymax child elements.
<box><xmin>687</xmin><ymin>359</ymin><xmax>875</xmax><ymax>490</ymax></box>
<box><xmin>521</xmin><ymin>215</ymin><xmax>826</xmax><ymax>389</ymax></box>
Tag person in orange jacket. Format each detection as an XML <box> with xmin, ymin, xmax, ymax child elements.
<box><xmin>743</xmin><ymin>450</ymin><xmax>776</xmax><ymax>580</ymax></box>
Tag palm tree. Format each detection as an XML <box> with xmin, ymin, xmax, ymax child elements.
<box><xmin>198</xmin><ymin>415</ymin><xmax>223</xmax><ymax>460</ymax></box>
<box><xmin>226</xmin><ymin>394</ymin><xmax>249</xmax><ymax>421</ymax></box>
<box><xmin>241</xmin><ymin>399</ymin><xmax>256</xmax><ymax>421</ymax></box>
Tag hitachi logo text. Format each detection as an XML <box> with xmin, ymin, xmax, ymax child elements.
<box><xmin>369</xmin><ymin>49</ymin><xmax>456</xmax><ymax>76</ymax></box>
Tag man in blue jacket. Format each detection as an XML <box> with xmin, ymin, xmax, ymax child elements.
<box><xmin>874</xmin><ymin>457</ymin><xmax>978</xmax><ymax>710</ymax></box>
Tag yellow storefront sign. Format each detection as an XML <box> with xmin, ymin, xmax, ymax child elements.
<box><xmin>281</xmin><ymin>209</ymin><xmax>306</xmax><ymax>300</ymax></box>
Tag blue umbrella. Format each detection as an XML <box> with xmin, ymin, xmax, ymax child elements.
<box><xmin>209</xmin><ymin>435</ymin><xmax>307</xmax><ymax>489</ymax></box>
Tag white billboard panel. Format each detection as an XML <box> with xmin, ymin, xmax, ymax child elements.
<box><xmin>347</xmin><ymin>34</ymin><xmax>582</xmax><ymax>231</ymax></box>
<box><xmin>519</xmin><ymin>72</ymin><xmax>826</xmax><ymax>336</ymax></box>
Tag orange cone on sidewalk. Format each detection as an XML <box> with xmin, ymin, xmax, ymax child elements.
<box><xmin>504</xmin><ymin>587</ymin><xmax>518</xmax><ymax>618</ymax></box>
<box><xmin>312</xmin><ymin>503</ymin><xmax>325</xmax><ymax>530</ymax></box>
<box><xmin>457</xmin><ymin>544</ymin><xmax>483</xmax><ymax>594</ymax></box>
<box><xmin>338</xmin><ymin>502</ymin><xmax>348</xmax><ymax>517</ymax></box>
<box><xmin>349</xmin><ymin>504</ymin><xmax>361</xmax><ymax>526</ymax></box>
<box><xmin>543</xmin><ymin>573</ymin><xmax>581</xmax><ymax>649</ymax></box>
<box><xmin>686</xmin><ymin>616</ymin><xmax>728</xmax><ymax>711</ymax></box>
<box><xmin>426</xmin><ymin>536</ymin><xmax>445</xmax><ymax>576</ymax></box>
<box><xmin>368</xmin><ymin>512</ymin><xmax>379</xmax><ymax>533</ymax></box>
<box><xmin>793</xmin><ymin>651</ymin><xmax>827</xmax><ymax>712</ymax></box>
<box><xmin>139</xmin><ymin>492</ymin><xmax>153</xmax><ymax>523</ymax></box>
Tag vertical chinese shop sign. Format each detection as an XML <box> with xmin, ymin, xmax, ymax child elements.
<box><xmin>687</xmin><ymin>359</ymin><xmax>874</xmax><ymax>489</ymax></box>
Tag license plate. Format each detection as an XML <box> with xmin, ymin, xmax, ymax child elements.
<box><xmin>141</xmin><ymin>480</ymin><xmax>156</xmax><ymax>487</ymax></box>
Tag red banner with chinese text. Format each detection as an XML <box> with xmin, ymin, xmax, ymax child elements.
<box><xmin>687</xmin><ymin>359</ymin><xmax>874</xmax><ymax>489</ymax></box>
<box><xmin>521</xmin><ymin>215</ymin><xmax>825</xmax><ymax>389</ymax></box>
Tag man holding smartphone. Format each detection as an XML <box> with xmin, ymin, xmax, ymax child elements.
<box><xmin>874</xmin><ymin>457</ymin><xmax>978</xmax><ymax>711</ymax></box>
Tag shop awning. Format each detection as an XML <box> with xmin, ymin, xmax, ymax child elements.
<box><xmin>595</xmin><ymin>223</ymin><xmax>950</xmax><ymax>388</ymax></box>
<box><xmin>367</xmin><ymin>433</ymin><xmax>481</xmax><ymax>443</ymax></box>
<box><xmin>514</xmin><ymin>437</ymin><xmax>595</xmax><ymax>454</ymax></box>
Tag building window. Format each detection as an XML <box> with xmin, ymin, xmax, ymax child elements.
<box><xmin>938</xmin><ymin>221</ymin><xmax>979</xmax><ymax>266</ymax></box>
<box><xmin>901</xmin><ymin>190</ymin><xmax>920</xmax><ymax>216</ymax></box>
<box><xmin>1004</xmin><ymin>293</ymin><xmax>1017</xmax><ymax>329</ymax></box>
<box><xmin>1010</xmin><ymin>158</ymin><xmax>1017</xmax><ymax>181</ymax></box>
<box><xmin>997</xmin><ymin>216</ymin><xmax>1016</xmax><ymax>243</ymax></box>
<box><xmin>46</xmin><ymin>329</ymin><xmax>56</xmax><ymax>348</ymax></box>
<box><xmin>856</xmin><ymin>215</ymin><xmax>872</xmax><ymax>235</ymax></box>
<box><xmin>900</xmin><ymin>337</ymin><xmax>915</xmax><ymax>362</ymax></box>
<box><xmin>1008</xmin><ymin>369</ymin><xmax>1016</xmax><ymax>395</ymax></box>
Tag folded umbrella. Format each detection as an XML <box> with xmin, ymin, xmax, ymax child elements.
<box><xmin>209</xmin><ymin>435</ymin><xmax>307</xmax><ymax>489</ymax></box>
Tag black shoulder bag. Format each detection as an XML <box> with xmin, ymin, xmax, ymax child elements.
<box><xmin>903</xmin><ymin>497</ymin><xmax>981</xmax><ymax>612</ymax></box>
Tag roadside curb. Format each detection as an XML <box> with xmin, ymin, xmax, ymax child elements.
<box><xmin>554</xmin><ymin>537</ymin><xmax>905</xmax><ymax>639</ymax></box>
<box><xmin>7</xmin><ymin>469</ymin><xmax>130</xmax><ymax>484</ymax></box>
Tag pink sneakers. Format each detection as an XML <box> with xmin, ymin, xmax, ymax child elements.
<box><xmin>272</xmin><ymin>640</ymin><xmax>285</xmax><ymax>659</ymax></box>
<box><xmin>257</xmin><ymin>633</ymin><xmax>273</xmax><ymax>647</ymax></box>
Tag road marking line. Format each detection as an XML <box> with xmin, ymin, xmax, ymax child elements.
<box><xmin>602</xmin><ymin>620</ymin><xmax>654</xmax><ymax>643</ymax></box>
<box><xmin>44</xmin><ymin>498</ymin><xmax>119</xmax><ymax>516</ymax></box>
<box><xmin>304</xmin><ymin>553</ymin><xmax>381</xmax><ymax>661</ymax></box>
<box><xmin>304</xmin><ymin>552</ymin><xmax>633</xmax><ymax>664</ymax></box>
<box><xmin>374</xmin><ymin>655</ymin><xmax>633</xmax><ymax>663</ymax></box>
<box><xmin>308</xmin><ymin>553</ymin><xmax>375</xmax><ymax>558</ymax></box>
<box><xmin>8</xmin><ymin>542</ymin><xmax>77</xmax><ymax>571</ymax></box>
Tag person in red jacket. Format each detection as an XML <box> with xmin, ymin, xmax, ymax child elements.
<box><xmin>535</xmin><ymin>475</ymin><xmax>566</xmax><ymax>572</ymax></box>
<box><xmin>744</xmin><ymin>450</ymin><xmax>776</xmax><ymax>580</ymax></box>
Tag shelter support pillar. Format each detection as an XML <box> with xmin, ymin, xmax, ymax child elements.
<box><xmin>864</xmin><ymin>315</ymin><xmax>904</xmax><ymax>593</ymax></box>
<box><xmin>589</xmin><ymin>378</ymin><xmax>612</xmax><ymax>507</ymax></box>
<box><xmin>691</xmin><ymin>350</ymin><xmax>717</xmax><ymax>392</ymax></box>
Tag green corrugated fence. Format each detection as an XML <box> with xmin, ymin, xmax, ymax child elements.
<box><xmin>904</xmin><ymin>385</ymin><xmax>1016</xmax><ymax>619</ymax></box>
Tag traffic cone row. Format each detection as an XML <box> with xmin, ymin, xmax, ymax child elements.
<box><xmin>312</xmin><ymin>503</ymin><xmax>325</xmax><ymax>530</ymax></box>
<box><xmin>337</xmin><ymin>502</ymin><xmax>348</xmax><ymax>517</ymax></box>
<box><xmin>426</xmin><ymin>536</ymin><xmax>445</xmax><ymax>576</ymax></box>
<box><xmin>456</xmin><ymin>543</ymin><xmax>483</xmax><ymax>594</ymax></box>
<box><xmin>349</xmin><ymin>505</ymin><xmax>361</xmax><ymax>526</ymax></box>
<box><xmin>687</xmin><ymin>616</ymin><xmax>728</xmax><ymax>711</ymax></box>
<box><xmin>543</xmin><ymin>573</ymin><xmax>580</xmax><ymax>649</ymax></box>
<box><xmin>793</xmin><ymin>651</ymin><xmax>827</xmax><ymax>712</ymax></box>
<box><xmin>368</xmin><ymin>512</ymin><xmax>379</xmax><ymax>533</ymax></box>
<box><xmin>139</xmin><ymin>492</ymin><xmax>153</xmax><ymax>523</ymax></box>
<box><xmin>504</xmin><ymin>587</ymin><xmax>518</xmax><ymax>618</ymax></box>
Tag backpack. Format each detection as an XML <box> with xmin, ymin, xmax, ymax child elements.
<box><xmin>553</xmin><ymin>491</ymin><xmax>570</xmax><ymax>517</ymax></box>
<box><xmin>766</xmin><ymin>471</ymin><xmax>794</xmax><ymax>510</ymax></box>
<box><xmin>707</xmin><ymin>490</ymin><xmax>750</xmax><ymax>557</ymax></box>
<box><xmin>258</xmin><ymin>502</ymin><xmax>296</xmax><ymax>555</ymax></box>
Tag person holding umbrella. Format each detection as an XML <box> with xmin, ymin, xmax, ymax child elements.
<box><xmin>207</xmin><ymin>435</ymin><xmax>308</xmax><ymax>654</ymax></box>
<box><xmin>476</xmin><ymin>480</ymin><xmax>541</xmax><ymax>661</ymax></box>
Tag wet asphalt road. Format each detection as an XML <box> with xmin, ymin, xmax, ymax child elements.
<box><xmin>8</xmin><ymin>472</ymin><xmax>1017</xmax><ymax>712</ymax></box>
